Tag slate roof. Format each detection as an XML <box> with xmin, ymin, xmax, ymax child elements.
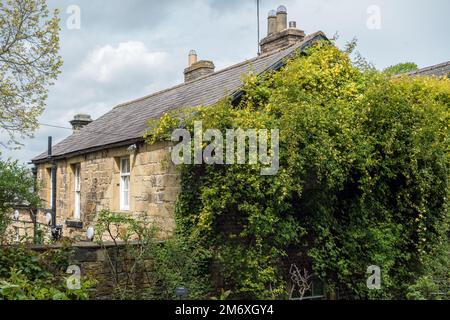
<box><xmin>407</xmin><ymin>61</ymin><xmax>450</xmax><ymax>77</ymax></box>
<box><xmin>33</xmin><ymin>31</ymin><xmax>327</xmax><ymax>162</ymax></box>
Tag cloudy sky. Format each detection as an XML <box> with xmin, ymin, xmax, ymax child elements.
<box><xmin>2</xmin><ymin>0</ymin><xmax>449</xmax><ymax>164</ymax></box>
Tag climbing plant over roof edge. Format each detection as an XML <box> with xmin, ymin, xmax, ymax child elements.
<box><xmin>145</xmin><ymin>42</ymin><xmax>450</xmax><ymax>299</ymax></box>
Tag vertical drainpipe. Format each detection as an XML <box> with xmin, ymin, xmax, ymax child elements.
<box><xmin>48</xmin><ymin>136</ymin><xmax>59</xmax><ymax>240</ymax></box>
<box><xmin>31</xmin><ymin>166</ymin><xmax>38</xmax><ymax>244</ymax></box>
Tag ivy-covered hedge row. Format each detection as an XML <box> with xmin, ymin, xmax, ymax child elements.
<box><xmin>146</xmin><ymin>43</ymin><xmax>449</xmax><ymax>299</ymax></box>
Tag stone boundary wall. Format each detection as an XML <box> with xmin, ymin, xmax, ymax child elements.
<box><xmin>30</xmin><ymin>241</ymin><xmax>154</xmax><ymax>299</ymax></box>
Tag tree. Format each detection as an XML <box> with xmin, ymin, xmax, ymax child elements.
<box><xmin>0</xmin><ymin>0</ymin><xmax>62</xmax><ymax>148</ymax></box>
<box><xmin>384</xmin><ymin>62</ymin><xmax>418</xmax><ymax>75</ymax></box>
<box><xmin>0</xmin><ymin>159</ymin><xmax>40</xmax><ymax>242</ymax></box>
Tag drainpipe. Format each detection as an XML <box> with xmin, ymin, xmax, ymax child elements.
<box><xmin>31</xmin><ymin>166</ymin><xmax>38</xmax><ymax>244</ymax></box>
<box><xmin>47</xmin><ymin>136</ymin><xmax>61</xmax><ymax>240</ymax></box>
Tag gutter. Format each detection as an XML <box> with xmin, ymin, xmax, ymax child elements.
<box><xmin>32</xmin><ymin>137</ymin><xmax>143</xmax><ymax>165</ymax></box>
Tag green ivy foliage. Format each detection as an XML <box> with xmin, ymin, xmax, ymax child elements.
<box><xmin>145</xmin><ymin>42</ymin><xmax>449</xmax><ymax>299</ymax></box>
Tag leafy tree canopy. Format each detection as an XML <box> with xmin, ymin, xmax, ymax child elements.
<box><xmin>0</xmin><ymin>0</ymin><xmax>62</xmax><ymax>148</ymax></box>
<box><xmin>384</xmin><ymin>62</ymin><xmax>418</xmax><ymax>75</ymax></box>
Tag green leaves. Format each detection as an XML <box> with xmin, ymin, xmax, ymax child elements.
<box><xmin>0</xmin><ymin>246</ymin><xmax>94</xmax><ymax>300</ymax></box>
<box><xmin>383</xmin><ymin>62</ymin><xmax>418</xmax><ymax>75</ymax></box>
<box><xmin>94</xmin><ymin>210</ymin><xmax>211</xmax><ymax>300</ymax></box>
<box><xmin>0</xmin><ymin>0</ymin><xmax>62</xmax><ymax>148</ymax></box>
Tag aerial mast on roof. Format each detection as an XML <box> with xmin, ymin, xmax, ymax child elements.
<box><xmin>257</xmin><ymin>0</ymin><xmax>261</xmax><ymax>55</ymax></box>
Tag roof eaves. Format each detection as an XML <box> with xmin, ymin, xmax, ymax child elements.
<box><xmin>31</xmin><ymin>137</ymin><xmax>143</xmax><ymax>164</ymax></box>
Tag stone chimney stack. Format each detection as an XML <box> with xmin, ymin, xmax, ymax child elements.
<box><xmin>184</xmin><ymin>50</ymin><xmax>215</xmax><ymax>82</ymax></box>
<box><xmin>267</xmin><ymin>10</ymin><xmax>277</xmax><ymax>36</ymax></box>
<box><xmin>276</xmin><ymin>5</ymin><xmax>288</xmax><ymax>32</ymax></box>
<box><xmin>260</xmin><ymin>5</ymin><xmax>305</xmax><ymax>55</ymax></box>
<box><xmin>188</xmin><ymin>49</ymin><xmax>197</xmax><ymax>67</ymax></box>
<box><xmin>70</xmin><ymin>114</ymin><xmax>92</xmax><ymax>133</ymax></box>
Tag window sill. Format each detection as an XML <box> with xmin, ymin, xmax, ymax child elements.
<box><xmin>65</xmin><ymin>220</ymin><xmax>83</xmax><ymax>229</ymax></box>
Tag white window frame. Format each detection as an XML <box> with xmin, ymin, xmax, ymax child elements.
<box><xmin>119</xmin><ymin>157</ymin><xmax>131</xmax><ymax>211</ymax></box>
<box><xmin>74</xmin><ymin>164</ymin><xmax>81</xmax><ymax>220</ymax></box>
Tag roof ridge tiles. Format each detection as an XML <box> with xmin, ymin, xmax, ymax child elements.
<box><xmin>407</xmin><ymin>61</ymin><xmax>450</xmax><ymax>76</ymax></box>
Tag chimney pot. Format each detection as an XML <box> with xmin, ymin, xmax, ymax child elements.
<box><xmin>276</xmin><ymin>5</ymin><xmax>288</xmax><ymax>32</ymax></box>
<box><xmin>277</xmin><ymin>5</ymin><xmax>287</xmax><ymax>13</ymax></box>
<box><xmin>184</xmin><ymin>51</ymin><xmax>215</xmax><ymax>82</ymax></box>
<box><xmin>70</xmin><ymin>114</ymin><xmax>93</xmax><ymax>133</ymax></box>
<box><xmin>259</xmin><ymin>5</ymin><xmax>305</xmax><ymax>54</ymax></box>
<box><xmin>267</xmin><ymin>10</ymin><xmax>277</xmax><ymax>36</ymax></box>
<box><xmin>188</xmin><ymin>49</ymin><xmax>197</xmax><ymax>67</ymax></box>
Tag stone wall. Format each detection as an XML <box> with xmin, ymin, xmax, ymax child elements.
<box><xmin>260</xmin><ymin>28</ymin><xmax>305</xmax><ymax>54</ymax></box>
<box><xmin>30</xmin><ymin>241</ymin><xmax>152</xmax><ymax>299</ymax></box>
<box><xmin>31</xmin><ymin>141</ymin><xmax>180</xmax><ymax>241</ymax></box>
<box><xmin>6</xmin><ymin>207</ymin><xmax>38</xmax><ymax>243</ymax></box>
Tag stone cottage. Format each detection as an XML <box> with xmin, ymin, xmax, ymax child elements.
<box><xmin>27</xmin><ymin>7</ymin><xmax>328</xmax><ymax>241</ymax></box>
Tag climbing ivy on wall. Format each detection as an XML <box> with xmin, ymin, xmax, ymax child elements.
<box><xmin>145</xmin><ymin>42</ymin><xmax>450</xmax><ymax>299</ymax></box>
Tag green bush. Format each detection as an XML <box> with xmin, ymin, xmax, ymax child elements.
<box><xmin>407</xmin><ymin>239</ymin><xmax>450</xmax><ymax>300</ymax></box>
<box><xmin>94</xmin><ymin>210</ymin><xmax>211</xmax><ymax>300</ymax></box>
<box><xmin>0</xmin><ymin>245</ymin><xmax>95</xmax><ymax>300</ymax></box>
<box><xmin>0</xmin><ymin>268</ymin><xmax>93</xmax><ymax>300</ymax></box>
<box><xmin>143</xmin><ymin>236</ymin><xmax>211</xmax><ymax>300</ymax></box>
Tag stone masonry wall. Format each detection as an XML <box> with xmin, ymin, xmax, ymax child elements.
<box><xmin>29</xmin><ymin>241</ymin><xmax>151</xmax><ymax>299</ymax></box>
<box><xmin>32</xmin><ymin>141</ymin><xmax>180</xmax><ymax>241</ymax></box>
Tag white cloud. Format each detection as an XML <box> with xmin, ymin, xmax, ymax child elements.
<box><xmin>77</xmin><ymin>41</ymin><xmax>168</xmax><ymax>84</ymax></box>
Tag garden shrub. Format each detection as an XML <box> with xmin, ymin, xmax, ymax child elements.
<box><xmin>94</xmin><ymin>210</ymin><xmax>211</xmax><ymax>300</ymax></box>
<box><xmin>0</xmin><ymin>244</ymin><xmax>95</xmax><ymax>300</ymax></box>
